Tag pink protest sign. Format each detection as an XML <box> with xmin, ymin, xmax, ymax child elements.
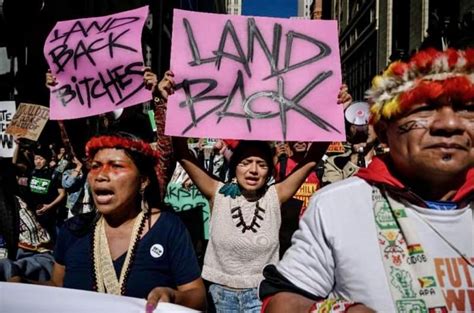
<box><xmin>44</xmin><ymin>6</ymin><xmax>151</xmax><ymax>120</ymax></box>
<box><xmin>165</xmin><ymin>9</ymin><xmax>345</xmax><ymax>142</ymax></box>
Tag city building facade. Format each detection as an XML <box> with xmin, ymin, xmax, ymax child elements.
<box><xmin>327</xmin><ymin>0</ymin><xmax>473</xmax><ymax>101</ymax></box>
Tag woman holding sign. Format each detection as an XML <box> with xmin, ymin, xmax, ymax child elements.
<box><xmin>51</xmin><ymin>132</ymin><xmax>206</xmax><ymax>312</ymax></box>
<box><xmin>158</xmin><ymin>71</ymin><xmax>351</xmax><ymax>312</ymax></box>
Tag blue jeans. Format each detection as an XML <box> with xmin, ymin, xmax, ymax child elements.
<box><xmin>209</xmin><ymin>284</ymin><xmax>261</xmax><ymax>313</ymax></box>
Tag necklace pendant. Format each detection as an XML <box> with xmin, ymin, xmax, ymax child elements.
<box><xmin>231</xmin><ymin>202</ymin><xmax>265</xmax><ymax>233</ymax></box>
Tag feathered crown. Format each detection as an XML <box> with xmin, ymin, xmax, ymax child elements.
<box><xmin>367</xmin><ymin>48</ymin><xmax>474</xmax><ymax>123</ymax></box>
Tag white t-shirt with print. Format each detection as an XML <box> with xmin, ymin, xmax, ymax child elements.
<box><xmin>276</xmin><ymin>177</ymin><xmax>473</xmax><ymax>312</ymax></box>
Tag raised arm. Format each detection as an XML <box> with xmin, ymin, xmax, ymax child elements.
<box><xmin>172</xmin><ymin>137</ymin><xmax>219</xmax><ymax>201</ymax></box>
<box><xmin>274</xmin><ymin>142</ymin><xmax>329</xmax><ymax>203</ymax></box>
<box><xmin>156</xmin><ymin>70</ymin><xmax>219</xmax><ymax>201</ymax></box>
<box><xmin>275</xmin><ymin>84</ymin><xmax>352</xmax><ymax>203</ymax></box>
<box><xmin>144</xmin><ymin>68</ymin><xmax>175</xmax><ymax>199</ymax></box>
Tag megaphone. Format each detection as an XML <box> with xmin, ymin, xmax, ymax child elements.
<box><xmin>112</xmin><ymin>108</ymin><xmax>124</xmax><ymax>120</ymax></box>
<box><xmin>344</xmin><ymin>101</ymin><xmax>370</xmax><ymax>126</ymax></box>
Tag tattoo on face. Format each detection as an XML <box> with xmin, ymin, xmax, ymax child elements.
<box><xmin>397</xmin><ymin>120</ymin><xmax>428</xmax><ymax>134</ymax></box>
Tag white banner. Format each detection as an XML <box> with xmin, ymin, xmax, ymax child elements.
<box><xmin>0</xmin><ymin>282</ymin><xmax>199</xmax><ymax>313</ymax></box>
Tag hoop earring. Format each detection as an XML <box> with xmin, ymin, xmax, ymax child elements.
<box><xmin>218</xmin><ymin>177</ymin><xmax>241</xmax><ymax>199</ymax></box>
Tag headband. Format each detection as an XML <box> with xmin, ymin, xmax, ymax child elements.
<box><xmin>367</xmin><ymin>48</ymin><xmax>474</xmax><ymax>123</ymax></box>
<box><xmin>85</xmin><ymin>135</ymin><xmax>160</xmax><ymax>163</ymax></box>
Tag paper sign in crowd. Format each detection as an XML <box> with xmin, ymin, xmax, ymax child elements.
<box><xmin>44</xmin><ymin>6</ymin><xmax>151</xmax><ymax>120</ymax></box>
<box><xmin>166</xmin><ymin>9</ymin><xmax>345</xmax><ymax>142</ymax></box>
<box><xmin>5</xmin><ymin>103</ymin><xmax>49</xmax><ymax>142</ymax></box>
<box><xmin>0</xmin><ymin>101</ymin><xmax>16</xmax><ymax>157</ymax></box>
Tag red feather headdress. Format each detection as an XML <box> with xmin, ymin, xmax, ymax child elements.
<box><xmin>367</xmin><ymin>48</ymin><xmax>474</xmax><ymax>123</ymax></box>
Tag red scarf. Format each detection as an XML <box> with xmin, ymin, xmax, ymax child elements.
<box><xmin>356</xmin><ymin>156</ymin><xmax>474</xmax><ymax>203</ymax></box>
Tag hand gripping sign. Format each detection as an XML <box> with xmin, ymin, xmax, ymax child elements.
<box><xmin>44</xmin><ymin>6</ymin><xmax>151</xmax><ymax>120</ymax></box>
<box><xmin>165</xmin><ymin>10</ymin><xmax>345</xmax><ymax>142</ymax></box>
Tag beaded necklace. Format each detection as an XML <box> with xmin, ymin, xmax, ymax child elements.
<box><xmin>231</xmin><ymin>201</ymin><xmax>265</xmax><ymax>233</ymax></box>
<box><xmin>91</xmin><ymin>210</ymin><xmax>147</xmax><ymax>295</ymax></box>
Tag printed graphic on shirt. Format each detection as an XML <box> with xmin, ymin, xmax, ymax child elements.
<box><xmin>395</xmin><ymin>299</ymin><xmax>428</xmax><ymax>313</ymax></box>
<box><xmin>150</xmin><ymin>244</ymin><xmax>164</xmax><ymax>258</ymax></box>
<box><xmin>379</xmin><ymin>230</ymin><xmax>405</xmax><ymax>266</ymax></box>
<box><xmin>390</xmin><ymin>267</ymin><xmax>429</xmax><ymax>312</ymax></box>
<box><xmin>374</xmin><ymin>200</ymin><xmax>398</xmax><ymax>230</ymax></box>
<box><xmin>30</xmin><ymin>177</ymin><xmax>51</xmax><ymax>194</ymax></box>
<box><xmin>434</xmin><ymin>257</ymin><xmax>474</xmax><ymax>312</ymax></box>
<box><xmin>391</xmin><ymin>267</ymin><xmax>417</xmax><ymax>298</ymax></box>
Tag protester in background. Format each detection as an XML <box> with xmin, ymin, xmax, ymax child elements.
<box><xmin>14</xmin><ymin>140</ymin><xmax>35</xmax><ymax>200</ymax></box>
<box><xmin>1</xmin><ymin>196</ymin><xmax>55</xmax><ymax>282</ymax></box>
<box><xmin>321</xmin><ymin>123</ymin><xmax>378</xmax><ymax>186</ymax></box>
<box><xmin>159</xmin><ymin>71</ymin><xmax>349</xmax><ymax>312</ymax></box>
<box><xmin>0</xmin><ymin>158</ymin><xmax>19</xmax><ymax>267</ymax></box>
<box><xmin>52</xmin><ymin>146</ymin><xmax>71</xmax><ymax>181</ymax></box>
<box><xmin>274</xmin><ymin>142</ymin><xmax>319</xmax><ymax>184</ymax></box>
<box><xmin>27</xmin><ymin>146</ymin><xmax>65</xmax><ymax>241</ymax></box>
<box><xmin>61</xmin><ymin>156</ymin><xmax>92</xmax><ymax>219</ymax></box>
<box><xmin>259</xmin><ymin>48</ymin><xmax>474</xmax><ymax>312</ymax></box>
<box><xmin>319</xmin><ymin>98</ymin><xmax>378</xmax><ymax>186</ymax></box>
<box><xmin>51</xmin><ymin>132</ymin><xmax>206</xmax><ymax>312</ymax></box>
<box><xmin>273</xmin><ymin>141</ymin><xmax>323</xmax><ymax>257</ymax></box>
<box><xmin>0</xmin><ymin>156</ymin><xmax>55</xmax><ymax>283</ymax></box>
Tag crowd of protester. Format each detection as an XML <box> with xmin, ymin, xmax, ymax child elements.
<box><xmin>0</xmin><ymin>45</ymin><xmax>473</xmax><ymax>313</ymax></box>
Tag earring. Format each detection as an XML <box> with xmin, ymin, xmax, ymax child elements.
<box><xmin>218</xmin><ymin>177</ymin><xmax>241</xmax><ymax>199</ymax></box>
<box><xmin>140</xmin><ymin>189</ymin><xmax>149</xmax><ymax>213</ymax></box>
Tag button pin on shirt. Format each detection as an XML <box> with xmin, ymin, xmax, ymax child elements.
<box><xmin>150</xmin><ymin>244</ymin><xmax>164</xmax><ymax>258</ymax></box>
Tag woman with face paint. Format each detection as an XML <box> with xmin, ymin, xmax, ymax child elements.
<box><xmin>50</xmin><ymin>132</ymin><xmax>206</xmax><ymax>312</ymax></box>
<box><xmin>159</xmin><ymin>71</ymin><xmax>352</xmax><ymax>312</ymax></box>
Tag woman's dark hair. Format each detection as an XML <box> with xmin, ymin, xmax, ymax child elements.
<box><xmin>228</xmin><ymin>140</ymin><xmax>274</xmax><ymax>183</ymax></box>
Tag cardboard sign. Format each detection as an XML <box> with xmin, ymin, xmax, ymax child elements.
<box><xmin>165</xmin><ymin>162</ymin><xmax>211</xmax><ymax>239</ymax></box>
<box><xmin>166</xmin><ymin>9</ymin><xmax>344</xmax><ymax>142</ymax></box>
<box><xmin>326</xmin><ymin>141</ymin><xmax>346</xmax><ymax>153</ymax></box>
<box><xmin>293</xmin><ymin>182</ymin><xmax>318</xmax><ymax>210</ymax></box>
<box><xmin>44</xmin><ymin>6</ymin><xmax>151</xmax><ymax>120</ymax></box>
<box><xmin>5</xmin><ymin>103</ymin><xmax>49</xmax><ymax>141</ymax></box>
<box><xmin>165</xmin><ymin>183</ymin><xmax>210</xmax><ymax>240</ymax></box>
<box><xmin>0</xmin><ymin>101</ymin><xmax>16</xmax><ymax>157</ymax></box>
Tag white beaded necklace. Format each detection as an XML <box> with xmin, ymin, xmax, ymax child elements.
<box><xmin>93</xmin><ymin>211</ymin><xmax>146</xmax><ymax>295</ymax></box>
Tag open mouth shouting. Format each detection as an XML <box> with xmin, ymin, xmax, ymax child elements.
<box><xmin>93</xmin><ymin>187</ymin><xmax>115</xmax><ymax>205</ymax></box>
<box><xmin>245</xmin><ymin>176</ymin><xmax>260</xmax><ymax>186</ymax></box>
